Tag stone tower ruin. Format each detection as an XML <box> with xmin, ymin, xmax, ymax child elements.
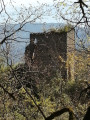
<box><xmin>25</xmin><ymin>29</ymin><xmax>75</xmax><ymax>81</ymax></box>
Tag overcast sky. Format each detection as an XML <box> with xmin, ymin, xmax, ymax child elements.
<box><xmin>0</xmin><ymin>0</ymin><xmax>89</xmax><ymax>23</ymax></box>
<box><xmin>0</xmin><ymin>0</ymin><xmax>59</xmax><ymax>23</ymax></box>
<box><xmin>5</xmin><ymin>0</ymin><xmax>78</xmax><ymax>7</ymax></box>
<box><xmin>5</xmin><ymin>0</ymin><xmax>54</xmax><ymax>7</ymax></box>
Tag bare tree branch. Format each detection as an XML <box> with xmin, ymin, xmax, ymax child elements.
<box><xmin>45</xmin><ymin>108</ymin><xmax>74</xmax><ymax>120</ymax></box>
<box><xmin>0</xmin><ymin>83</ymin><xmax>15</xmax><ymax>100</ymax></box>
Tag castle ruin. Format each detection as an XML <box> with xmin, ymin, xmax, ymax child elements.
<box><xmin>25</xmin><ymin>29</ymin><xmax>75</xmax><ymax>81</ymax></box>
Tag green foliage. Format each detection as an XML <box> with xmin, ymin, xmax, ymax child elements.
<box><xmin>0</xmin><ymin>59</ymin><xmax>89</xmax><ymax>120</ymax></box>
<box><xmin>75</xmin><ymin>52</ymin><xmax>90</xmax><ymax>82</ymax></box>
<box><xmin>48</xmin><ymin>24</ymin><xmax>73</xmax><ymax>33</ymax></box>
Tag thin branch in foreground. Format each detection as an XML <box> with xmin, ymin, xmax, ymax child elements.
<box><xmin>45</xmin><ymin>108</ymin><xmax>74</xmax><ymax>120</ymax></box>
<box><xmin>75</xmin><ymin>0</ymin><xmax>88</xmax><ymax>16</ymax></box>
<box><xmin>24</xmin><ymin>87</ymin><xmax>46</xmax><ymax>119</ymax></box>
<box><xmin>0</xmin><ymin>84</ymin><xmax>16</xmax><ymax>100</ymax></box>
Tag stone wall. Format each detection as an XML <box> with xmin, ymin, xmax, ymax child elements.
<box><xmin>25</xmin><ymin>30</ymin><xmax>75</xmax><ymax>81</ymax></box>
<box><xmin>67</xmin><ymin>30</ymin><xmax>75</xmax><ymax>81</ymax></box>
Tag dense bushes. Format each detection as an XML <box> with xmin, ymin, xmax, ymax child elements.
<box><xmin>0</xmin><ymin>53</ymin><xmax>89</xmax><ymax>120</ymax></box>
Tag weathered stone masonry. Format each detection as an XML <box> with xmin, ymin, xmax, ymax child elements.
<box><xmin>25</xmin><ymin>30</ymin><xmax>75</xmax><ymax>81</ymax></box>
